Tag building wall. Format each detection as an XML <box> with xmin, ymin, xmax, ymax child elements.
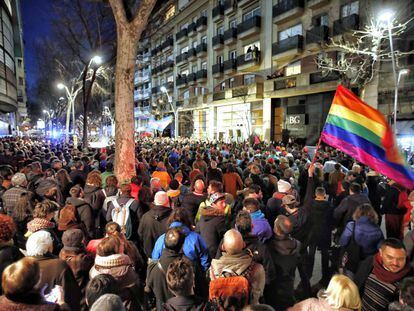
<box><xmin>135</xmin><ymin>0</ymin><xmax>378</xmax><ymax>142</ymax></box>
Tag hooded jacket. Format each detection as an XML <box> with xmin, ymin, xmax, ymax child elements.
<box><xmin>250</xmin><ymin>210</ymin><xmax>273</xmax><ymax>243</ymax></box>
<box><xmin>152</xmin><ymin>221</ymin><xmax>210</xmax><ymax>271</ymax></box>
<box><xmin>138</xmin><ymin>205</ymin><xmax>172</xmax><ymax>258</ymax></box>
<box><xmin>195</xmin><ymin>207</ymin><xmax>228</xmax><ymax>259</ymax></box>
<box><xmin>209</xmin><ymin>252</ymin><xmax>265</xmax><ymax>305</ymax></box>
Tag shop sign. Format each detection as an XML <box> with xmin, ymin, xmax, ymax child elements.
<box><xmin>287</xmin><ymin>114</ymin><xmax>305</xmax><ymax>125</ymax></box>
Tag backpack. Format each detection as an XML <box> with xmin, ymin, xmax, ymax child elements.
<box><xmin>111</xmin><ymin>198</ymin><xmax>134</xmax><ymax>239</ymax></box>
<box><xmin>208</xmin><ymin>262</ymin><xmax>256</xmax><ymax>310</ymax></box>
<box><xmin>58</xmin><ymin>203</ymin><xmax>81</xmax><ymax>231</ymax></box>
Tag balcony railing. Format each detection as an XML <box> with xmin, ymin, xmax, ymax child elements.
<box><xmin>333</xmin><ymin>14</ymin><xmax>359</xmax><ymax>36</ymax></box>
<box><xmin>151</xmin><ymin>86</ymin><xmax>159</xmax><ymax>94</ymax></box>
<box><xmin>161</xmin><ymin>37</ymin><xmax>174</xmax><ymax>50</ymax></box>
<box><xmin>176</xmin><ymin>76</ymin><xmax>187</xmax><ymax>86</ymax></box>
<box><xmin>273</xmin><ymin>0</ymin><xmax>304</xmax><ymax>17</ymax></box>
<box><xmin>274</xmin><ymin>77</ymin><xmax>297</xmax><ymax>90</ymax></box>
<box><xmin>213</xmin><ymin>91</ymin><xmax>226</xmax><ymax>101</ymax></box>
<box><xmin>176</xmin><ymin>53</ymin><xmax>188</xmax><ymax>64</ymax></box>
<box><xmin>212</xmin><ymin>63</ymin><xmax>224</xmax><ymax>75</ymax></box>
<box><xmin>196</xmin><ymin>43</ymin><xmax>208</xmax><ymax>54</ymax></box>
<box><xmin>309</xmin><ymin>71</ymin><xmax>340</xmax><ymax>84</ymax></box>
<box><xmin>223</xmin><ymin>0</ymin><xmax>234</xmax><ymax>13</ymax></box>
<box><xmin>237</xmin><ymin>16</ymin><xmax>261</xmax><ymax>36</ymax></box>
<box><xmin>151</xmin><ymin>46</ymin><xmax>160</xmax><ymax>56</ymax></box>
<box><xmin>196</xmin><ymin>69</ymin><xmax>207</xmax><ymax>79</ymax></box>
<box><xmin>187</xmin><ymin>73</ymin><xmax>197</xmax><ymax>83</ymax></box>
<box><xmin>212</xmin><ymin>34</ymin><xmax>224</xmax><ymax>47</ymax></box>
<box><xmin>187</xmin><ymin>48</ymin><xmax>197</xmax><ymax>58</ymax></box>
<box><xmin>306</xmin><ymin>26</ymin><xmax>329</xmax><ymax>44</ymax></box>
<box><xmin>196</xmin><ymin>16</ymin><xmax>208</xmax><ymax>30</ymax></box>
<box><xmin>163</xmin><ymin>60</ymin><xmax>174</xmax><ymax>71</ymax></box>
<box><xmin>188</xmin><ymin>22</ymin><xmax>197</xmax><ymax>35</ymax></box>
<box><xmin>212</xmin><ymin>4</ymin><xmax>224</xmax><ymax>19</ymax></box>
<box><xmin>237</xmin><ymin>52</ymin><xmax>260</xmax><ymax>67</ymax></box>
<box><xmin>223</xmin><ymin>28</ymin><xmax>237</xmax><ymax>42</ymax></box>
<box><xmin>223</xmin><ymin>59</ymin><xmax>237</xmax><ymax>71</ymax></box>
<box><xmin>176</xmin><ymin>28</ymin><xmax>188</xmax><ymax>41</ymax></box>
<box><xmin>272</xmin><ymin>35</ymin><xmax>304</xmax><ymax>55</ymax></box>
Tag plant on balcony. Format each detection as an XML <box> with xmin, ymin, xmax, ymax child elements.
<box><xmin>316</xmin><ymin>16</ymin><xmax>414</xmax><ymax>99</ymax></box>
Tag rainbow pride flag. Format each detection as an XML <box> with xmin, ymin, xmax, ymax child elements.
<box><xmin>321</xmin><ymin>85</ymin><xmax>414</xmax><ymax>189</ymax></box>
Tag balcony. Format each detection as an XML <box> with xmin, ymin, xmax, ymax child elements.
<box><xmin>151</xmin><ymin>86</ymin><xmax>159</xmax><ymax>94</ymax></box>
<box><xmin>272</xmin><ymin>35</ymin><xmax>304</xmax><ymax>60</ymax></box>
<box><xmin>309</xmin><ymin>71</ymin><xmax>340</xmax><ymax>84</ymax></box>
<box><xmin>273</xmin><ymin>0</ymin><xmax>304</xmax><ymax>24</ymax></box>
<box><xmin>162</xmin><ymin>60</ymin><xmax>174</xmax><ymax>72</ymax></box>
<box><xmin>212</xmin><ymin>4</ymin><xmax>224</xmax><ymax>22</ymax></box>
<box><xmin>187</xmin><ymin>48</ymin><xmax>197</xmax><ymax>61</ymax></box>
<box><xmin>151</xmin><ymin>46</ymin><xmax>160</xmax><ymax>56</ymax></box>
<box><xmin>212</xmin><ymin>34</ymin><xmax>224</xmax><ymax>50</ymax></box>
<box><xmin>176</xmin><ymin>53</ymin><xmax>188</xmax><ymax>65</ymax></box>
<box><xmin>237</xmin><ymin>16</ymin><xmax>261</xmax><ymax>39</ymax></box>
<box><xmin>212</xmin><ymin>63</ymin><xmax>224</xmax><ymax>78</ymax></box>
<box><xmin>306</xmin><ymin>25</ymin><xmax>329</xmax><ymax>46</ymax></box>
<box><xmin>176</xmin><ymin>28</ymin><xmax>188</xmax><ymax>44</ymax></box>
<box><xmin>161</xmin><ymin>37</ymin><xmax>174</xmax><ymax>52</ymax></box>
<box><xmin>223</xmin><ymin>0</ymin><xmax>235</xmax><ymax>14</ymax></box>
<box><xmin>223</xmin><ymin>28</ymin><xmax>237</xmax><ymax>45</ymax></box>
<box><xmin>196</xmin><ymin>16</ymin><xmax>207</xmax><ymax>32</ymax></box>
<box><xmin>237</xmin><ymin>52</ymin><xmax>261</xmax><ymax>70</ymax></box>
<box><xmin>306</xmin><ymin>0</ymin><xmax>330</xmax><ymax>10</ymax></box>
<box><xmin>143</xmin><ymin>90</ymin><xmax>150</xmax><ymax>98</ymax></box>
<box><xmin>237</xmin><ymin>0</ymin><xmax>252</xmax><ymax>8</ymax></box>
<box><xmin>333</xmin><ymin>14</ymin><xmax>359</xmax><ymax>36</ymax></box>
<box><xmin>176</xmin><ymin>75</ymin><xmax>187</xmax><ymax>88</ymax></box>
<box><xmin>134</xmin><ymin>92</ymin><xmax>143</xmax><ymax>101</ymax></box>
<box><xmin>223</xmin><ymin>59</ymin><xmax>237</xmax><ymax>74</ymax></box>
<box><xmin>213</xmin><ymin>91</ymin><xmax>226</xmax><ymax>101</ymax></box>
<box><xmin>196</xmin><ymin>69</ymin><xmax>208</xmax><ymax>83</ymax></box>
<box><xmin>188</xmin><ymin>22</ymin><xmax>197</xmax><ymax>37</ymax></box>
<box><xmin>196</xmin><ymin>43</ymin><xmax>208</xmax><ymax>57</ymax></box>
<box><xmin>187</xmin><ymin>73</ymin><xmax>197</xmax><ymax>85</ymax></box>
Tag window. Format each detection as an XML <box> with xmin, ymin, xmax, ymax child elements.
<box><xmin>17</xmin><ymin>59</ymin><xmax>22</xmax><ymax>68</ymax></box>
<box><xmin>244</xmin><ymin>74</ymin><xmax>255</xmax><ymax>85</ymax></box>
<box><xmin>167</xmin><ymin>75</ymin><xmax>174</xmax><ymax>82</ymax></box>
<box><xmin>229</xmin><ymin>19</ymin><xmax>237</xmax><ymax>29</ymax></box>
<box><xmin>201</xmin><ymin>61</ymin><xmax>207</xmax><ymax>70</ymax></box>
<box><xmin>201</xmin><ymin>36</ymin><xmax>207</xmax><ymax>44</ymax></box>
<box><xmin>181</xmin><ymin>23</ymin><xmax>187</xmax><ymax>30</ymax></box>
<box><xmin>192</xmin><ymin>65</ymin><xmax>197</xmax><ymax>73</ymax></box>
<box><xmin>314</xmin><ymin>14</ymin><xmax>329</xmax><ymax>27</ymax></box>
<box><xmin>181</xmin><ymin>46</ymin><xmax>189</xmax><ymax>53</ymax></box>
<box><xmin>201</xmin><ymin>88</ymin><xmax>207</xmax><ymax>96</ymax></box>
<box><xmin>181</xmin><ymin>69</ymin><xmax>189</xmax><ymax>76</ymax></box>
<box><xmin>192</xmin><ymin>41</ymin><xmax>197</xmax><ymax>48</ymax></box>
<box><xmin>201</xmin><ymin>10</ymin><xmax>207</xmax><ymax>17</ymax></box>
<box><xmin>217</xmin><ymin>25</ymin><xmax>224</xmax><ymax>35</ymax></box>
<box><xmin>229</xmin><ymin>50</ymin><xmax>237</xmax><ymax>60</ymax></box>
<box><xmin>286</xmin><ymin>61</ymin><xmax>301</xmax><ymax>76</ymax></box>
<box><xmin>243</xmin><ymin>7</ymin><xmax>261</xmax><ymax>21</ymax></box>
<box><xmin>278</xmin><ymin>24</ymin><xmax>302</xmax><ymax>41</ymax></box>
<box><xmin>18</xmin><ymin>77</ymin><xmax>23</xmax><ymax>85</ymax></box>
<box><xmin>244</xmin><ymin>41</ymin><xmax>260</xmax><ymax>53</ymax></box>
<box><xmin>220</xmin><ymin>82</ymin><xmax>226</xmax><ymax>90</ymax></box>
<box><xmin>217</xmin><ymin>55</ymin><xmax>224</xmax><ymax>64</ymax></box>
<box><xmin>341</xmin><ymin>1</ymin><xmax>359</xmax><ymax>18</ymax></box>
<box><xmin>229</xmin><ymin>78</ymin><xmax>235</xmax><ymax>88</ymax></box>
<box><xmin>183</xmin><ymin>90</ymin><xmax>190</xmax><ymax>99</ymax></box>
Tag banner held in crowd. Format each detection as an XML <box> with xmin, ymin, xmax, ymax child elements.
<box><xmin>320</xmin><ymin>85</ymin><xmax>414</xmax><ymax>190</ymax></box>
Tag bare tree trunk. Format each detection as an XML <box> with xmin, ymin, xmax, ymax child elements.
<box><xmin>109</xmin><ymin>0</ymin><xmax>156</xmax><ymax>183</ymax></box>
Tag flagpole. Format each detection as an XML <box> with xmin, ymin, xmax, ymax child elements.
<box><xmin>311</xmin><ymin>136</ymin><xmax>323</xmax><ymax>165</ymax></box>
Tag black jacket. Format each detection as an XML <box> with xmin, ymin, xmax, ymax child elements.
<box><xmin>69</xmin><ymin>170</ymin><xmax>86</xmax><ymax>188</ymax></box>
<box><xmin>65</xmin><ymin>197</ymin><xmax>94</xmax><ymax>239</ymax></box>
<box><xmin>333</xmin><ymin>193</ymin><xmax>371</xmax><ymax>234</ymax></box>
<box><xmin>138</xmin><ymin>205</ymin><xmax>172</xmax><ymax>258</ymax></box>
<box><xmin>195</xmin><ymin>208</ymin><xmax>227</xmax><ymax>259</ymax></box>
<box><xmin>181</xmin><ymin>192</ymin><xmax>208</xmax><ymax>223</ymax></box>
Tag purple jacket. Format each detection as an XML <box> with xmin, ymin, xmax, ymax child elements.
<box><xmin>251</xmin><ymin>210</ymin><xmax>273</xmax><ymax>243</ymax></box>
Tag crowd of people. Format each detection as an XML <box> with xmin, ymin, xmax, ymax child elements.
<box><xmin>0</xmin><ymin>136</ymin><xmax>413</xmax><ymax>311</ymax></box>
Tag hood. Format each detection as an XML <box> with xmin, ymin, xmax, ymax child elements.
<box><xmin>200</xmin><ymin>206</ymin><xmax>226</xmax><ymax>218</ymax></box>
<box><xmin>270</xmin><ymin>235</ymin><xmax>301</xmax><ymax>256</ymax></box>
<box><xmin>151</xmin><ymin>205</ymin><xmax>172</xmax><ymax>220</ymax></box>
<box><xmin>211</xmin><ymin>253</ymin><xmax>253</xmax><ymax>276</ymax></box>
<box><xmin>84</xmin><ymin>184</ymin><xmax>100</xmax><ymax>194</ymax></box>
<box><xmin>66</xmin><ymin>197</ymin><xmax>88</xmax><ymax>208</ymax></box>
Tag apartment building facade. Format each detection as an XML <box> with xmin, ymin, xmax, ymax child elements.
<box><xmin>134</xmin><ymin>0</ymin><xmax>377</xmax><ymax>144</ymax></box>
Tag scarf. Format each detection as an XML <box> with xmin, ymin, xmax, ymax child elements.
<box><xmin>26</xmin><ymin>218</ymin><xmax>54</xmax><ymax>237</ymax></box>
<box><xmin>373</xmin><ymin>253</ymin><xmax>411</xmax><ymax>283</ymax></box>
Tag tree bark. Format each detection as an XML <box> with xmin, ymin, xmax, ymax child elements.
<box><xmin>109</xmin><ymin>0</ymin><xmax>156</xmax><ymax>183</ymax></box>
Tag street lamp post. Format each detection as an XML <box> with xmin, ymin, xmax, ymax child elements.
<box><xmin>57</xmin><ymin>82</ymin><xmax>81</xmax><ymax>144</ymax></box>
<box><xmin>42</xmin><ymin>110</ymin><xmax>51</xmax><ymax>137</ymax></box>
<box><xmin>160</xmin><ymin>86</ymin><xmax>179</xmax><ymax>138</ymax></box>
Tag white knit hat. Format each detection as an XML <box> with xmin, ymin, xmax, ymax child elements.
<box><xmin>277</xmin><ymin>180</ymin><xmax>292</xmax><ymax>193</ymax></box>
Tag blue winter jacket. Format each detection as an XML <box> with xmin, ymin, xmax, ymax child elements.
<box><xmin>339</xmin><ymin>216</ymin><xmax>384</xmax><ymax>257</ymax></box>
<box><xmin>250</xmin><ymin>210</ymin><xmax>273</xmax><ymax>243</ymax></box>
<box><xmin>151</xmin><ymin>221</ymin><xmax>210</xmax><ymax>271</ymax></box>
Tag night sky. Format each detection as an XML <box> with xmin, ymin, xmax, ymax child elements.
<box><xmin>21</xmin><ymin>0</ymin><xmax>54</xmax><ymax>91</ymax></box>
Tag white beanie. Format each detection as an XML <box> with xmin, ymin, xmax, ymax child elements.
<box><xmin>277</xmin><ymin>180</ymin><xmax>292</xmax><ymax>193</ymax></box>
<box><xmin>154</xmin><ymin>191</ymin><xmax>170</xmax><ymax>207</ymax></box>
